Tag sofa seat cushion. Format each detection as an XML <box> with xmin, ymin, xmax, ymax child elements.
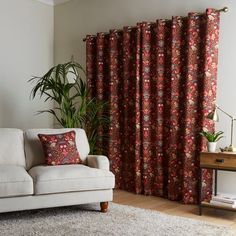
<box><xmin>28</xmin><ymin>164</ymin><xmax>115</xmax><ymax>195</ymax></box>
<box><xmin>0</xmin><ymin>165</ymin><xmax>33</xmax><ymax>198</ymax></box>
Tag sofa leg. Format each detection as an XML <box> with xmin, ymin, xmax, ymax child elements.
<box><xmin>100</xmin><ymin>202</ymin><xmax>108</xmax><ymax>213</ymax></box>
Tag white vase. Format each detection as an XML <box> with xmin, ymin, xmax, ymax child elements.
<box><xmin>207</xmin><ymin>142</ymin><xmax>217</xmax><ymax>152</ymax></box>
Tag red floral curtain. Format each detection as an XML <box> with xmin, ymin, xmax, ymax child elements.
<box><xmin>86</xmin><ymin>9</ymin><xmax>220</xmax><ymax>203</ymax></box>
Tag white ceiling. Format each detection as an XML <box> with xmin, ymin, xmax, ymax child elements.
<box><xmin>36</xmin><ymin>0</ymin><xmax>71</xmax><ymax>6</ymax></box>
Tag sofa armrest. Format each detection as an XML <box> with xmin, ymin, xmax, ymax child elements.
<box><xmin>86</xmin><ymin>155</ymin><xmax>110</xmax><ymax>170</ymax></box>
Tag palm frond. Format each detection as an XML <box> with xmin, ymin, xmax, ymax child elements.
<box><xmin>29</xmin><ymin>61</ymin><xmax>109</xmax><ymax>154</ymax></box>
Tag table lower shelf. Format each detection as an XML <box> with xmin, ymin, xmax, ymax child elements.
<box><xmin>201</xmin><ymin>201</ymin><xmax>236</xmax><ymax>212</ymax></box>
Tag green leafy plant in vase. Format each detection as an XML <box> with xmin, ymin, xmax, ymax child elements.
<box><xmin>199</xmin><ymin>130</ymin><xmax>224</xmax><ymax>152</ymax></box>
<box><xmin>29</xmin><ymin>61</ymin><xmax>109</xmax><ymax>154</ymax></box>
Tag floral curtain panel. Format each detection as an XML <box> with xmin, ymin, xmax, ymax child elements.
<box><xmin>86</xmin><ymin>9</ymin><xmax>220</xmax><ymax>203</ymax></box>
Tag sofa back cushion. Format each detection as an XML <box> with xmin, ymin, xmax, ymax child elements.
<box><xmin>0</xmin><ymin>128</ymin><xmax>26</xmax><ymax>166</ymax></box>
<box><xmin>24</xmin><ymin>128</ymin><xmax>90</xmax><ymax>170</ymax></box>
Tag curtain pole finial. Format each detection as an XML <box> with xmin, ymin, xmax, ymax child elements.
<box><xmin>218</xmin><ymin>7</ymin><xmax>228</xmax><ymax>13</ymax></box>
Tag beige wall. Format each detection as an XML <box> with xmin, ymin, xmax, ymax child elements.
<box><xmin>57</xmin><ymin>0</ymin><xmax>236</xmax><ymax>194</ymax></box>
<box><xmin>0</xmin><ymin>0</ymin><xmax>54</xmax><ymax>129</ymax></box>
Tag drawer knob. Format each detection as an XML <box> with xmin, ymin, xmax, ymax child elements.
<box><xmin>215</xmin><ymin>159</ymin><xmax>224</xmax><ymax>163</ymax></box>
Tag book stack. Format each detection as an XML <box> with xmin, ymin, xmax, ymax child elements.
<box><xmin>210</xmin><ymin>193</ymin><xmax>236</xmax><ymax>208</ymax></box>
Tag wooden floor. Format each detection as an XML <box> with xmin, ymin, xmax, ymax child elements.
<box><xmin>113</xmin><ymin>190</ymin><xmax>236</xmax><ymax>233</ymax></box>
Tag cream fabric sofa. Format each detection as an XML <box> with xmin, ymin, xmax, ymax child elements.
<box><xmin>0</xmin><ymin>128</ymin><xmax>115</xmax><ymax>213</ymax></box>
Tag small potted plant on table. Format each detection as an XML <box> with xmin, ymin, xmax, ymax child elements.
<box><xmin>200</xmin><ymin>130</ymin><xmax>224</xmax><ymax>152</ymax></box>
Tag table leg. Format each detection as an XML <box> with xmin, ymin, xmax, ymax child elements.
<box><xmin>214</xmin><ymin>169</ymin><xmax>217</xmax><ymax>196</ymax></box>
<box><xmin>199</xmin><ymin>167</ymin><xmax>202</xmax><ymax>215</ymax></box>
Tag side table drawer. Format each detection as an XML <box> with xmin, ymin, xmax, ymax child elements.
<box><xmin>200</xmin><ymin>152</ymin><xmax>236</xmax><ymax>170</ymax></box>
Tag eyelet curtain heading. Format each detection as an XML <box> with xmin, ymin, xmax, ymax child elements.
<box><xmin>86</xmin><ymin>9</ymin><xmax>220</xmax><ymax>203</ymax></box>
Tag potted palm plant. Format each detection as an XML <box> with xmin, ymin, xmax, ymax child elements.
<box><xmin>29</xmin><ymin>61</ymin><xmax>109</xmax><ymax>154</ymax></box>
<box><xmin>199</xmin><ymin>130</ymin><xmax>224</xmax><ymax>152</ymax></box>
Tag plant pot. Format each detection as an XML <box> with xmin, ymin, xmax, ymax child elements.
<box><xmin>207</xmin><ymin>142</ymin><xmax>217</xmax><ymax>152</ymax></box>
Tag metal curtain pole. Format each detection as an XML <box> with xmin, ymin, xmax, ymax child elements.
<box><xmin>82</xmin><ymin>7</ymin><xmax>228</xmax><ymax>42</ymax></box>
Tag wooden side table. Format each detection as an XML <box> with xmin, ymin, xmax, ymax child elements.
<box><xmin>199</xmin><ymin>151</ymin><xmax>236</xmax><ymax>215</ymax></box>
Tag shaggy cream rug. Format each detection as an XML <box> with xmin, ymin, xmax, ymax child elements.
<box><xmin>0</xmin><ymin>203</ymin><xmax>233</xmax><ymax>236</ymax></box>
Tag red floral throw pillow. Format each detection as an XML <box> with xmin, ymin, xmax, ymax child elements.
<box><xmin>38</xmin><ymin>131</ymin><xmax>82</xmax><ymax>166</ymax></box>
